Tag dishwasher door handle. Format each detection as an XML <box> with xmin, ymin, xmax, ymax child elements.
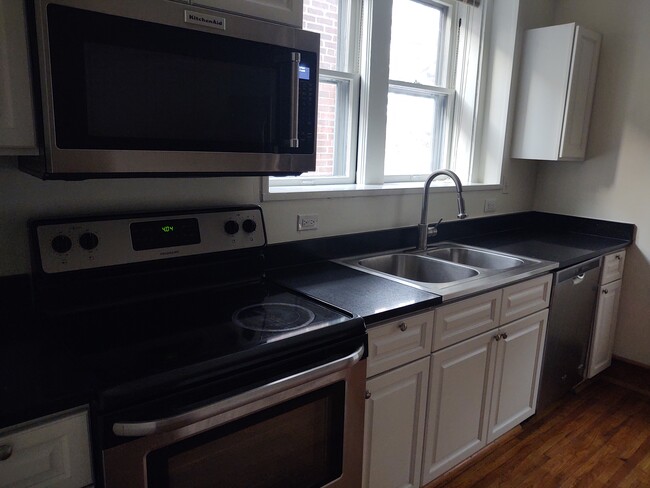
<box><xmin>572</xmin><ymin>273</ymin><xmax>586</xmax><ymax>284</ymax></box>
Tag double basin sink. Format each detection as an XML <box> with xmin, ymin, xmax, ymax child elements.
<box><xmin>338</xmin><ymin>243</ymin><xmax>557</xmax><ymax>301</ymax></box>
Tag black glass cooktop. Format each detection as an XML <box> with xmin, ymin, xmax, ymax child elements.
<box><xmin>42</xmin><ymin>282</ymin><xmax>364</xmax><ymax>396</ymax></box>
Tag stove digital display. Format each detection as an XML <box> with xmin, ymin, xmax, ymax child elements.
<box><xmin>130</xmin><ymin>218</ymin><xmax>201</xmax><ymax>251</ymax></box>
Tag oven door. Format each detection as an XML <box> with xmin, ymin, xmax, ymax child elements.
<box><xmin>102</xmin><ymin>346</ymin><xmax>366</xmax><ymax>488</ymax></box>
<box><xmin>31</xmin><ymin>0</ymin><xmax>318</xmax><ymax>176</ymax></box>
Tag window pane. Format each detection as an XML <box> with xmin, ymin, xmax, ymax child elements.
<box><xmin>303</xmin><ymin>0</ymin><xmax>340</xmax><ymax>70</ymax></box>
<box><xmin>298</xmin><ymin>79</ymin><xmax>350</xmax><ymax>178</ymax></box>
<box><xmin>389</xmin><ymin>0</ymin><xmax>446</xmax><ymax>86</ymax></box>
<box><xmin>384</xmin><ymin>89</ymin><xmax>446</xmax><ymax>176</ymax></box>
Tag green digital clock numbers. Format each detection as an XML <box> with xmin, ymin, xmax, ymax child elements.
<box><xmin>161</xmin><ymin>225</ymin><xmax>174</xmax><ymax>233</ymax></box>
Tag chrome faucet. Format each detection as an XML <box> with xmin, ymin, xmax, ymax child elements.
<box><xmin>417</xmin><ymin>169</ymin><xmax>467</xmax><ymax>250</ymax></box>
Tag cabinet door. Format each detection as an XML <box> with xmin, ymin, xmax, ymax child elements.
<box><xmin>510</xmin><ymin>23</ymin><xmax>576</xmax><ymax>160</ymax></box>
<box><xmin>367</xmin><ymin>311</ymin><xmax>433</xmax><ymax>377</ymax></box>
<box><xmin>421</xmin><ymin>330</ymin><xmax>497</xmax><ymax>484</ymax></box>
<box><xmin>363</xmin><ymin>357</ymin><xmax>430</xmax><ymax>488</ymax></box>
<box><xmin>0</xmin><ymin>0</ymin><xmax>37</xmax><ymax>154</ymax></box>
<box><xmin>600</xmin><ymin>250</ymin><xmax>626</xmax><ymax>285</ymax></box>
<box><xmin>487</xmin><ymin>310</ymin><xmax>548</xmax><ymax>443</ymax></box>
<box><xmin>192</xmin><ymin>0</ymin><xmax>303</xmax><ymax>27</ymax></box>
<box><xmin>587</xmin><ymin>280</ymin><xmax>622</xmax><ymax>378</ymax></box>
<box><xmin>559</xmin><ymin>25</ymin><xmax>602</xmax><ymax>160</ymax></box>
<box><xmin>0</xmin><ymin>409</ymin><xmax>93</xmax><ymax>488</ymax></box>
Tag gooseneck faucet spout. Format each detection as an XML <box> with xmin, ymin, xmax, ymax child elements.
<box><xmin>417</xmin><ymin>169</ymin><xmax>467</xmax><ymax>251</ymax></box>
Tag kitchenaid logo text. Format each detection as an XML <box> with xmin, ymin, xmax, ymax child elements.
<box><xmin>184</xmin><ymin>11</ymin><xmax>226</xmax><ymax>30</ymax></box>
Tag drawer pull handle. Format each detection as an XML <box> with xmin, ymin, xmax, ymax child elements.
<box><xmin>0</xmin><ymin>444</ymin><xmax>12</xmax><ymax>461</ymax></box>
<box><xmin>398</xmin><ymin>322</ymin><xmax>408</xmax><ymax>332</ymax></box>
<box><xmin>365</xmin><ymin>390</ymin><xmax>372</xmax><ymax>399</ymax></box>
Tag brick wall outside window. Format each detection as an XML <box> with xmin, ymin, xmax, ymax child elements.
<box><xmin>303</xmin><ymin>0</ymin><xmax>339</xmax><ymax>176</ymax></box>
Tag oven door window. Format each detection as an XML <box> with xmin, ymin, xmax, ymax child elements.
<box><xmin>146</xmin><ymin>382</ymin><xmax>345</xmax><ymax>488</ymax></box>
<box><xmin>45</xmin><ymin>4</ymin><xmax>316</xmax><ymax>155</ymax></box>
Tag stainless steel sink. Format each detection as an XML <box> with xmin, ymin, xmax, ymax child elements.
<box><xmin>424</xmin><ymin>247</ymin><xmax>525</xmax><ymax>270</ymax></box>
<box><xmin>358</xmin><ymin>254</ymin><xmax>479</xmax><ymax>283</ymax></box>
<box><xmin>337</xmin><ymin>243</ymin><xmax>558</xmax><ymax>301</ymax></box>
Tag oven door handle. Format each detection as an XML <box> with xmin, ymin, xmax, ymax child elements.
<box><xmin>112</xmin><ymin>344</ymin><xmax>365</xmax><ymax>437</ymax></box>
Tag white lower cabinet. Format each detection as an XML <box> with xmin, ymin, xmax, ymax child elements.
<box><xmin>487</xmin><ymin>310</ymin><xmax>548</xmax><ymax>443</ymax></box>
<box><xmin>363</xmin><ymin>357</ymin><xmax>430</xmax><ymax>488</ymax></box>
<box><xmin>364</xmin><ymin>275</ymin><xmax>552</xmax><ymax>487</ymax></box>
<box><xmin>422</xmin><ymin>309</ymin><xmax>548</xmax><ymax>483</ymax></box>
<box><xmin>587</xmin><ymin>279</ymin><xmax>622</xmax><ymax>378</ymax></box>
<box><xmin>422</xmin><ymin>330</ymin><xmax>496</xmax><ymax>483</ymax></box>
<box><xmin>0</xmin><ymin>408</ymin><xmax>93</xmax><ymax>488</ymax></box>
<box><xmin>587</xmin><ymin>249</ymin><xmax>626</xmax><ymax>379</ymax></box>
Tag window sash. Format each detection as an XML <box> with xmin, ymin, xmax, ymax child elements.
<box><xmin>270</xmin><ymin>70</ymin><xmax>359</xmax><ymax>186</ymax></box>
<box><xmin>270</xmin><ymin>0</ymin><xmax>488</xmax><ymax>190</ymax></box>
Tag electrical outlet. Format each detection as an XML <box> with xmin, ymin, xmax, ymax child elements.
<box><xmin>484</xmin><ymin>198</ymin><xmax>497</xmax><ymax>213</ymax></box>
<box><xmin>297</xmin><ymin>214</ymin><xmax>319</xmax><ymax>231</ymax></box>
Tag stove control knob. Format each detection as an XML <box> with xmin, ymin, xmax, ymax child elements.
<box><xmin>224</xmin><ymin>220</ymin><xmax>240</xmax><ymax>235</ymax></box>
<box><xmin>51</xmin><ymin>235</ymin><xmax>72</xmax><ymax>254</ymax></box>
<box><xmin>242</xmin><ymin>219</ymin><xmax>257</xmax><ymax>233</ymax></box>
<box><xmin>79</xmin><ymin>232</ymin><xmax>99</xmax><ymax>250</ymax></box>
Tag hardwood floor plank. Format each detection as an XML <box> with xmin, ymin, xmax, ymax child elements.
<box><xmin>429</xmin><ymin>378</ymin><xmax>650</xmax><ymax>488</ymax></box>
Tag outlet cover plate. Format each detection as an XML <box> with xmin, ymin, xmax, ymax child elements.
<box><xmin>297</xmin><ymin>214</ymin><xmax>319</xmax><ymax>231</ymax></box>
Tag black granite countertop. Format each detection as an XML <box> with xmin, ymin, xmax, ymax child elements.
<box><xmin>270</xmin><ymin>261</ymin><xmax>441</xmax><ymax>325</ymax></box>
<box><xmin>457</xmin><ymin>229</ymin><xmax>629</xmax><ymax>269</ymax></box>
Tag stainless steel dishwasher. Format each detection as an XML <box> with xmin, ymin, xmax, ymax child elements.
<box><xmin>537</xmin><ymin>257</ymin><xmax>601</xmax><ymax>411</ymax></box>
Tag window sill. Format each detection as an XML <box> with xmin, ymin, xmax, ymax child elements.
<box><xmin>262</xmin><ymin>181</ymin><xmax>502</xmax><ymax>201</ymax></box>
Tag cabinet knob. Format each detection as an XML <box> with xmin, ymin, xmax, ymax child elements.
<box><xmin>365</xmin><ymin>390</ymin><xmax>372</xmax><ymax>399</ymax></box>
<box><xmin>0</xmin><ymin>444</ymin><xmax>12</xmax><ymax>461</ymax></box>
<box><xmin>603</xmin><ymin>289</ymin><xmax>609</xmax><ymax>294</ymax></box>
<box><xmin>501</xmin><ymin>332</ymin><xmax>508</xmax><ymax>340</ymax></box>
<box><xmin>615</xmin><ymin>255</ymin><xmax>621</xmax><ymax>260</ymax></box>
<box><xmin>398</xmin><ymin>322</ymin><xmax>408</xmax><ymax>332</ymax></box>
<box><xmin>493</xmin><ymin>334</ymin><xmax>501</xmax><ymax>341</ymax></box>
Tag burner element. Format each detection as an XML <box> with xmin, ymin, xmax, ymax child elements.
<box><xmin>232</xmin><ymin>303</ymin><xmax>316</xmax><ymax>332</ymax></box>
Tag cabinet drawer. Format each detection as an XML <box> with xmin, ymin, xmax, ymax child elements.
<box><xmin>500</xmin><ymin>274</ymin><xmax>552</xmax><ymax>324</ymax></box>
<box><xmin>433</xmin><ymin>290</ymin><xmax>502</xmax><ymax>351</ymax></box>
<box><xmin>0</xmin><ymin>408</ymin><xmax>93</xmax><ymax>488</ymax></box>
<box><xmin>367</xmin><ymin>311</ymin><xmax>434</xmax><ymax>377</ymax></box>
<box><xmin>600</xmin><ymin>250</ymin><xmax>626</xmax><ymax>285</ymax></box>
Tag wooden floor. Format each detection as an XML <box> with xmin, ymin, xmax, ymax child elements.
<box><xmin>426</xmin><ymin>360</ymin><xmax>650</xmax><ymax>487</ymax></box>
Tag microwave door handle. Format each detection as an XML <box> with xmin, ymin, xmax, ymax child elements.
<box><xmin>112</xmin><ymin>345</ymin><xmax>364</xmax><ymax>437</ymax></box>
<box><xmin>289</xmin><ymin>52</ymin><xmax>301</xmax><ymax>148</ymax></box>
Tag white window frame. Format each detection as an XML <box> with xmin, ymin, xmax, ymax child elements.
<box><xmin>382</xmin><ymin>0</ymin><xmax>457</xmax><ymax>183</ymax></box>
<box><xmin>269</xmin><ymin>0</ymin><xmax>362</xmax><ymax>186</ymax></box>
<box><xmin>266</xmin><ymin>0</ymin><xmax>491</xmax><ymax>196</ymax></box>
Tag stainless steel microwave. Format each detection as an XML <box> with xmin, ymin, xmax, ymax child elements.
<box><xmin>20</xmin><ymin>0</ymin><xmax>320</xmax><ymax>179</ymax></box>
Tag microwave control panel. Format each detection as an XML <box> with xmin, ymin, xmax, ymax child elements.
<box><xmin>34</xmin><ymin>206</ymin><xmax>266</xmax><ymax>274</ymax></box>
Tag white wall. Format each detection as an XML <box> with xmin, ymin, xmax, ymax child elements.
<box><xmin>0</xmin><ymin>156</ymin><xmax>537</xmax><ymax>276</ymax></box>
<box><xmin>533</xmin><ymin>0</ymin><xmax>650</xmax><ymax>366</ymax></box>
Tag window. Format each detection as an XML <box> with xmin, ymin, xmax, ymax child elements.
<box><xmin>283</xmin><ymin>0</ymin><xmax>360</xmax><ymax>185</ymax></box>
<box><xmin>384</xmin><ymin>0</ymin><xmax>454</xmax><ymax>181</ymax></box>
<box><xmin>270</xmin><ymin>0</ymin><xmax>487</xmax><ymax>189</ymax></box>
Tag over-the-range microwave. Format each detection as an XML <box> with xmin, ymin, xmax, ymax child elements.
<box><xmin>20</xmin><ymin>0</ymin><xmax>320</xmax><ymax>179</ymax></box>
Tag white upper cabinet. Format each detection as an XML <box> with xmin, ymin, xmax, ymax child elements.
<box><xmin>0</xmin><ymin>0</ymin><xmax>37</xmax><ymax>155</ymax></box>
<box><xmin>189</xmin><ymin>0</ymin><xmax>303</xmax><ymax>27</ymax></box>
<box><xmin>511</xmin><ymin>23</ymin><xmax>601</xmax><ymax>161</ymax></box>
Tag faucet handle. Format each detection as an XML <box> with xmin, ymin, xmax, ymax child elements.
<box><xmin>427</xmin><ymin>218</ymin><xmax>443</xmax><ymax>237</ymax></box>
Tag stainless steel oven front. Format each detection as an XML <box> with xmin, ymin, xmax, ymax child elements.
<box><xmin>102</xmin><ymin>347</ymin><xmax>366</xmax><ymax>488</ymax></box>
